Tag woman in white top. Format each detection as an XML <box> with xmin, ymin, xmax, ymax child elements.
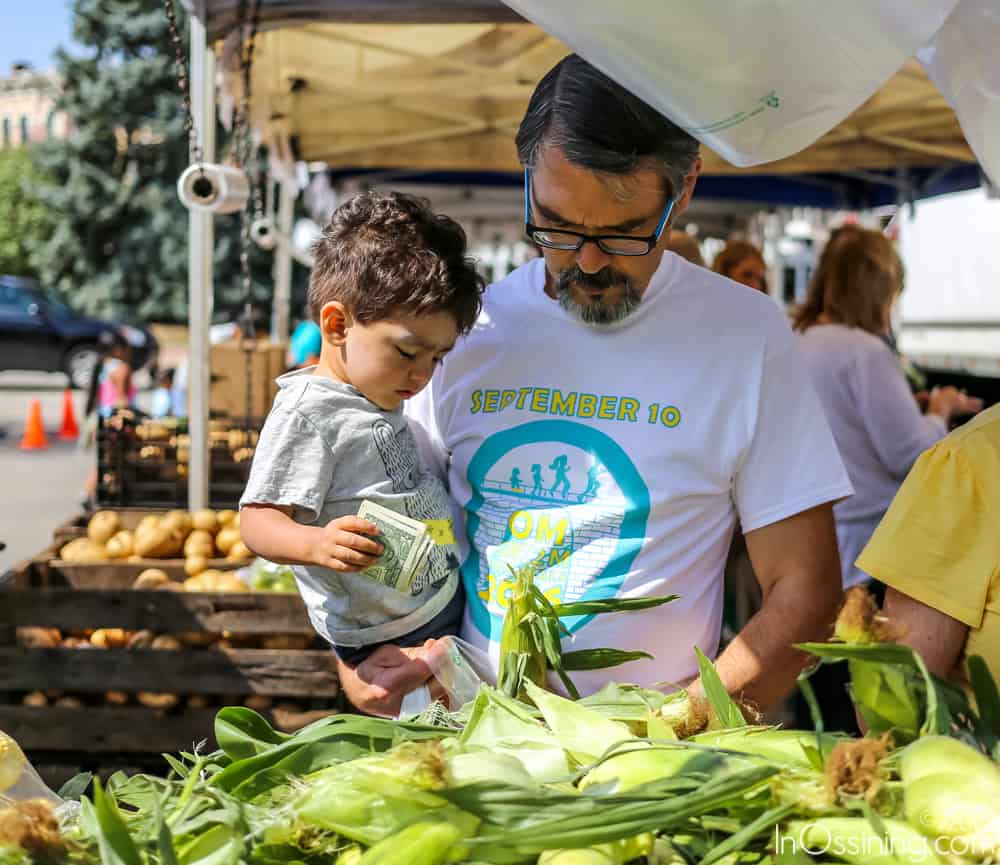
<box><xmin>795</xmin><ymin>226</ymin><xmax>981</xmax><ymax>587</ymax></box>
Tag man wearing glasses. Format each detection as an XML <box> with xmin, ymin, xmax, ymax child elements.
<box><xmin>337</xmin><ymin>54</ymin><xmax>852</xmax><ymax>718</ymax></box>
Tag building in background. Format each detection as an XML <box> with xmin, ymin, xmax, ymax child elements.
<box><xmin>0</xmin><ymin>63</ymin><xmax>69</xmax><ymax>148</ymax></box>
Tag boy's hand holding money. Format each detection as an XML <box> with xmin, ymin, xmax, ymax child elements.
<box><xmin>308</xmin><ymin>516</ymin><xmax>384</xmax><ymax>572</ymax></box>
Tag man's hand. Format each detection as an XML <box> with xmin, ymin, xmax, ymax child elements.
<box><xmin>698</xmin><ymin>504</ymin><xmax>842</xmax><ymax>711</ymax></box>
<box><xmin>337</xmin><ymin>640</ymin><xmax>448</xmax><ymax>718</ymax></box>
<box><xmin>308</xmin><ymin>516</ymin><xmax>383</xmax><ymax>572</ymax></box>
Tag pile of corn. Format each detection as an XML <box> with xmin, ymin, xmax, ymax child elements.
<box><xmin>3</xmin><ymin>587</ymin><xmax>1000</xmax><ymax>865</ymax></box>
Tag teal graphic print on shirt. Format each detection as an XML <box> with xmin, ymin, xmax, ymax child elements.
<box><xmin>461</xmin><ymin>420</ymin><xmax>650</xmax><ymax>641</ymax></box>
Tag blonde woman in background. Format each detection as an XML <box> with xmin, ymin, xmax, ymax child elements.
<box><xmin>713</xmin><ymin>239</ymin><xmax>767</xmax><ymax>293</ymax></box>
<box><xmin>794</xmin><ymin>226</ymin><xmax>981</xmax><ymax>589</ymax></box>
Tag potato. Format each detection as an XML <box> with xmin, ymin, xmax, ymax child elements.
<box><xmin>215</xmin><ymin>526</ymin><xmax>242</xmax><ymax>556</ymax></box>
<box><xmin>226</xmin><ymin>541</ymin><xmax>253</xmax><ymax>561</ymax></box>
<box><xmin>191</xmin><ymin>509</ymin><xmax>218</xmax><ymax>533</ymax></box>
<box><xmin>54</xmin><ymin>696</ymin><xmax>85</xmax><ymax>709</ymax></box>
<box><xmin>183</xmin><ymin>530</ymin><xmax>215</xmax><ymax>557</ymax></box>
<box><xmin>133</xmin><ymin>568</ymin><xmax>170</xmax><ymax>590</ymax></box>
<box><xmin>206</xmin><ymin>571</ymin><xmax>250</xmax><ymax>593</ymax></box>
<box><xmin>157</xmin><ymin>581</ymin><xmax>186</xmax><ymax>592</ymax></box>
<box><xmin>183</xmin><ymin>574</ymin><xmax>208</xmax><ymax>592</ymax></box>
<box><xmin>60</xmin><ymin>537</ymin><xmax>107</xmax><ymax>563</ymax></box>
<box><xmin>90</xmin><ymin>628</ymin><xmax>130</xmax><ymax>649</ymax></box>
<box><xmin>160</xmin><ymin>510</ymin><xmax>193</xmax><ymax>536</ymax></box>
<box><xmin>177</xmin><ymin>631</ymin><xmax>216</xmax><ymax>647</ymax></box>
<box><xmin>216</xmin><ymin>509</ymin><xmax>238</xmax><ymax>527</ymax></box>
<box><xmin>22</xmin><ymin>691</ymin><xmax>48</xmax><ymax>707</ymax></box>
<box><xmin>135</xmin><ymin>515</ymin><xmax>162</xmax><ymax>536</ymax></box>
<box><xmin>151</xmin><ymin>635</ymin><xmax>182</xmax><ymax>650</ymax></box>
<box><xmin>126</xmin><ymin>630</ymin><xmax>155</xmax><ymax>650</ymax></box>
<box><xmin>105</xmin><ymin>691</ymin><xmax>130</xmax><ymax>706</ymax></box>
<box><xmin>185</xmin><ymin>555</ymin><xmax>208</xmax><ymax>577</ymax></box>
<box><xmin>137</xmin><ymin>692</ymin><xmax>179</xmax><ymax>709</ymax></box>
<box><xmin>16</xmin><ymin>627</ymin><xmax>61</xmax><ymax>649</ymax></box>
<box><xmin>135</xmin><ymin>526</ymin><xmax>184</xmax><ymax>558</ymax></box>
<box><xmin>105</xmin><ymin>530</ymin><xmax>134</xmax><ymax>559</ymax></box>
<box><xmin>87</xmin><ymin>510</ymin><xmax>120</xmax><ymax>544</ymax></box>
<box><xmin>61</xmin><ymin>636</ymin><xmax>86</xmax><ymax>649</ymax></box>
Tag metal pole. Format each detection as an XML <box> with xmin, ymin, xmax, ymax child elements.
<box><xmin>271</xmin><ymin>179</ymin><xmax>295</xmax><ymax>345</ymax></box>
<box><xmin>187</xmin><ymin>15</ymin><xmax>215</xmax><ymax>509</ymax></box>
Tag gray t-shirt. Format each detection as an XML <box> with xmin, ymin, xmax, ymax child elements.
<box><xmin>240</xmin><ymin>368</ymin><xmax>460</xmax><ymax>647</ymax></box>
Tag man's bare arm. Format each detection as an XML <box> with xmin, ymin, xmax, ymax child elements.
<box><xmin>690</xmin><ymin>504</ymin><xmax>842</xmax><ymax>711</ymax></box>
<box><xmin>882</xmin><ymin>587</ymin><xmax>968</xmax><ymax>679</ymax></box>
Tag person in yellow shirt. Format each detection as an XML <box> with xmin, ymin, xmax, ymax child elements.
<box><xmin>856</xmin><ymin>402</ymin><xmax>1000</xmax><ymax>681</ymax></box>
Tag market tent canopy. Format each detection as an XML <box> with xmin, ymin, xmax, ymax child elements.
<box><xmin>181</xmin><ymin>0</ymin><xmax>987</xmax><ymax>196</ymax></box>
<box><xmin>224</xmin><ymin>23</ymin><xmax>975</xmax><ymax>179</ymax></box>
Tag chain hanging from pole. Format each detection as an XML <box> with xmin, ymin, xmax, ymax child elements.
<box><xmin>163</xmin><ymin>0</ymin><xmax>207</xmax><ymax>183</ymax></box>
<box><xmin>235</xmin><ymin>0</ymin><xmax>263</xmax><ymax>430</ymax></box>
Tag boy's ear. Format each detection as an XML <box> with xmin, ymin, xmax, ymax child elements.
<box><xmin>319</xmin><ymin>301</ymin><xmax>352</xmax><ymax>344</ymax></box>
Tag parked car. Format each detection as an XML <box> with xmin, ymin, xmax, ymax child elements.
<box><xmin>0</xmin><ymin>275</ymin><xmax>158</xmax><ymax>389</ymax></box>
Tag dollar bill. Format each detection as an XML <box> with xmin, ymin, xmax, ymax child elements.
<box><xmin>357</xmin><ymin>500</ymin><xmax>430</xmax><ymax>593</ymax></box>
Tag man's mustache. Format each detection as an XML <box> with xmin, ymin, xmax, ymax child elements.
<box><xmin>556</xmin><ymin>266</ymin><xmax>631</xmax><ymax>292</ymax></box>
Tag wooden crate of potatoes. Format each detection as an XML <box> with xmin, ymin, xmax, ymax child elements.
<box><xmin>51</xmin><ymin>508</ymin><xmax>253</xmax><ymax>589</ymax></box>
<box><xmin>0</xmin><ymin>539</ymin><xmax>339</xmax><ymax>779</ymax></box>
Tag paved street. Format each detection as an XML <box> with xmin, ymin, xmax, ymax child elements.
<box><xmin>0</xmin><ymin>372</ymin><xmax>90</xmax><ymax>573</ymax></box>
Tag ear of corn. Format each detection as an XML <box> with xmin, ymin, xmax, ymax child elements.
<box><xmin>0</xmin><ymin>735</ymin><xmax>25</xmax><ymax>795</ymax></box>
<box><xmin>355</xmin><ymin>819</ymin><xmax>471</xmax><ymax>865</ymax></box>
<box><xmin>783</xmin><ymin>817</ymin><xmax>948</xmax><ymax>865</ymax></box>
<box><xmin>901</xmin><ymin>735</ymin><xmax>1000</xmax><ymax>860</ymax></box>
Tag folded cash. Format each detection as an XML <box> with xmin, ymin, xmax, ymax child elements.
<box><xmin>357</xmin><ymin>499</ymin><xmax>431</xmax><ymax>593</ymax></box>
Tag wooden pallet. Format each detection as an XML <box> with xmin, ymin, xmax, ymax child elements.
<box><xmin>0</xmin><ymin>557</ymin><xmax>340</xmax><ymax>766</ymax></box>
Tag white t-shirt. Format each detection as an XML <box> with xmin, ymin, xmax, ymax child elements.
<box><xmin>407</xmin><ymin>254</ymin><xmax>852</xmax><ymax>694</ymax></box>
<box><xmin>796</xmin><ymin>324</ymin><xmax>947</xmax><ymax>588</ymax></box>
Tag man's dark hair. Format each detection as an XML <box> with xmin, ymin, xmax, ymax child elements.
<box><xmin>516</xmin><ymin>54</ymin><xmax>700</xmax><ymax>199</ymax></box>
<box><xmin>309</xmin><ymin>190</ymin><xmax>484</xmax><ymax>333</ymax></box>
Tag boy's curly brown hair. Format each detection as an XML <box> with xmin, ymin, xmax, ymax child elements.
<box><xmin>308</xmin><ymin>190</ymin><xmax>484</xmax><ymax>333</ymax></box>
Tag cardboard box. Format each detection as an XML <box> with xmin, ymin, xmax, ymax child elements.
<box><xmin>209</xmin><ymin>340</ymin><xmax>286</xmax><ymax>419</ymax></box>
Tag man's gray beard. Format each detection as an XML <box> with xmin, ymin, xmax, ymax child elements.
<box><xmin>556</xmin><ymin>281</ymin><xmax>642</xmax><ymax>325</ymax></box>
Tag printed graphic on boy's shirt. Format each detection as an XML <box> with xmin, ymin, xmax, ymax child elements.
<box><xmin>462</xmin><ymin>420</ymin><xmax>650</xmax><ymax>640</ymax></box>
<box><xmin>371</xmin><ymin>418</ymin><xmax>457</xmax><ymax>593</ymax></box>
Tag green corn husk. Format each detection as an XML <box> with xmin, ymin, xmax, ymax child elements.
<box><xmin>355</xmin><ymin>818</ymin><xmax>473</xmax><ymax>865</ymax></box>
<box><xmin>498</xmin><ymin>563</ymin><xmax>550</xmax><ymax>702</ymax></box>
<box><xmin>901</xmin><ymin>735</ymin><xmax>1000</xmax><ymax>860</ymax></box>
<box><xmin>782</xmin><ymin>818</ymin><xmax>948</xmax><ymax>865</ymax></box>
<box><xmin>266</xmin><ymin>742</ymin><xmax>455</xmax><ymax>848</ymax></box>
<box><xmin>537</xmin><ymin>834</ymin><xmax>653</xmax><ymax>865</ymax></box>
<box><xmin>522</xmin><ymin>681</ymin><xmax>635</xmax><ymax>765</ymax></box>
<box><xmin>578</xmin><ymin>744</ymin><xmax>715</xmax><ymax>794</ymax></box>
<box><xmin>689</xmin><ymin>728</ymin><xmax>843</xmax><ymax>770</ymax></box>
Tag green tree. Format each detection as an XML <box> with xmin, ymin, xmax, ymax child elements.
<box><xmin>0</xmin><ymin>147</ymin><xmax>51</xmax><ymax>277</ymax></box>
<box><xmin>29</xmin><ymin>0</ymin><xmax>272</xmax><ymax>322</ymax></box>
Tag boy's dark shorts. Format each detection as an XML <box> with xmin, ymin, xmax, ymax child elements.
<box><xmin>333</xmin><ymin>580</ymin><xmax>466</xmax><ymax>666</ymax></box>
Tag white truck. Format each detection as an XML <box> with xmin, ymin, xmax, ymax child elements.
<box><xmin>896</xmin><ymin>186</ymin><xmax>1000</xmax><ymax>380</ymax></box>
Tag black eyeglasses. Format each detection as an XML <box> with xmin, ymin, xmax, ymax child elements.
<box><xmin>523</xmin><ymin>169</ymin><xmax>675</xmax><ymax>257</ymax></box>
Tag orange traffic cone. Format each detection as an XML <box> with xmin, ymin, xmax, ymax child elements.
<box><xmin>19</xmin><ymin>399</ymin><xmax>49</xmax><ymax>451</ymax></box>
<box><xmin>58</xmin><ymin>388</ymin><xmax>80</xmax><ymax>441</ymax></box>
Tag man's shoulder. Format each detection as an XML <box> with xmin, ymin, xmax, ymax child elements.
<box><xmin>669</xmin><ymin>260</ymin><xmax>794</xmax><ymax>347</ymax></box>
<box><xmin>481</xmin><ymin>258</ymin><xmax>543</xmax><ymax>313</ymax></box>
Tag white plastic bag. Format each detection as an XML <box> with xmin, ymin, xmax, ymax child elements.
<box><xmin>918</xmin><ymin>0</ymin><xmax>1000</xmax><ymax>185</ymax></box>
<box><xmin>0</xmin><ymin>730</ymin><xmax>62</xmax><ymax>806</ymax></box>
<box><xmin>503</xmin><ymin>0</ymin><xmax>959</xmax><ymax>167</ymax></box>
<box><xmin>395</xmin><ymin>637</ymin><xmax>496</xmax><ymax>719</ymax></box>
